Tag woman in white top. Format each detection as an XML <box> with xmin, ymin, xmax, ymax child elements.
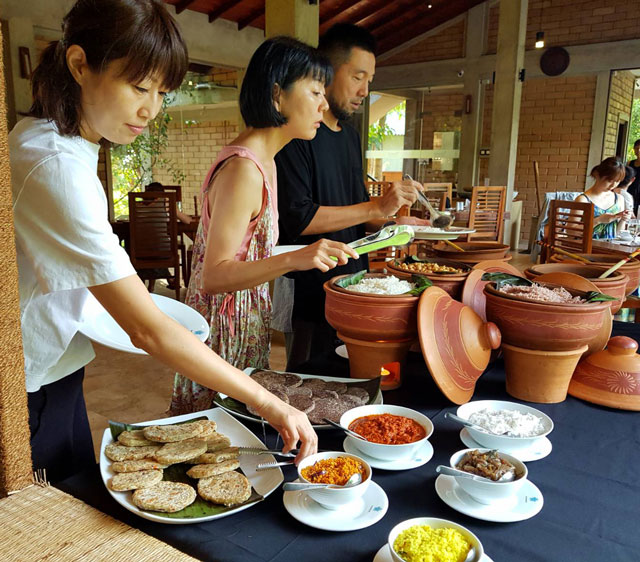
<box><xmin>11</xmin><ymin>0</ymin><xmax>317</xmax><ymax>482</ymax></box>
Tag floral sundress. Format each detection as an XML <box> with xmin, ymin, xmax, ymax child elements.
<box><xmin>169</xmin><ymin>146</ymin><xmax>278</xmax><ymax>415</ymax></box>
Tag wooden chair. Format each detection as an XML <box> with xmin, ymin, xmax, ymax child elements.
<box><xmin>158</xmin><ymin>184</ymin><xmax>182</xmax><ymax>203</ymax></box>
<box><xmin>543</xmin><ymin>199</ymin><xmax>594</xmax><ymax>262</ymax></box>
<box><xmin>128</xmin><ymin>191</ymin><xmax>181</xmax><ymax>300</ymax></box>
<box><xmin>423</xmin><ymin>182</ymin><xmax>453</xmax><ymax>207</ymax></box>
<box><xmin>365</xmin><ymin>180</ymin><xmax>393</xmax><ymax>198</ymax></box>
<box><xmin>465</xmin><ymin>186</ymin><xmax>507</xmax><ymax>242</ymax></box>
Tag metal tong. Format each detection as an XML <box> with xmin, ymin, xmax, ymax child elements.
<box><xmin>239</xmin><ymin>447</ymin><xmax>298</xmax><ymax>458</ymax></box>
<box><xmin>256</xmin><ymin>460</ymin><xmax>295</xmax><ymax>471</ymax></box>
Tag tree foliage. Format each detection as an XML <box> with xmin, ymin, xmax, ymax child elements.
<box><xmin>627</xmin><ymin>97</ymin><xmax>640</xmax><ymax>162</ymax></box>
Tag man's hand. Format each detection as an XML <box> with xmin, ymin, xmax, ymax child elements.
<box><xmin>375</xmin><ymin>179</ymin><xmax>421</xmax><ymax>217</ymax></box>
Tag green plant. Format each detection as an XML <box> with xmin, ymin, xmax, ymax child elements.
<box><xmin>368</xmin><ymin>120</ymin><xmax>394</xmax><ymax>150</ymax></box>
<box><xmin>627</xmin><ymin>97</ymin><xmax>640</xmax><ymax>162</ymax></box>
<box><xmin>110</xmin><ymin>108</ymin><xmax>186</xmax><ymax>216</ymax></box>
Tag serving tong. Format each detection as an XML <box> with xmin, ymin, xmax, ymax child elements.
<box><xmin>239</xmin><ymin>446</ymin><xmax>298</xmax><ymax>458</ymax></box>
<box><xmin>332</xmin><ymin>224</ymin><xmax>415</xmax><ymax>261</ymax></box>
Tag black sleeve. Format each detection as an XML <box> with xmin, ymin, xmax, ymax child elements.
<box><xmin>275</xmin><ymin>139</ymin><xmax>319</xmax><ymax>243</ymax></box>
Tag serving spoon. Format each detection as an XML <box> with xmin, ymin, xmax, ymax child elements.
<box><xmin>444</xmin><ymin>412</ymin><xmax>509</xmax><ymax>436</ymax></box>
<box><xmin>282</xmin><ymin>471</ymin><xmax>362</xmax><ymax>492</ymax></box>
<box><xmin>322</xmin><ymin>418</ymin><xmax>367</xmax><ymax>441</ymax></box>
<box><xmin>436</xmin><ymin>464</ymin><xmax>515</xmax><ymax>483</ymax></box>
<box><xmin>403</xmin><ymin>174</ymin><xmax>453</xmax><ymax>228</ymax></box>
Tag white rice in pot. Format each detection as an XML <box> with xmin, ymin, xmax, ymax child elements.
<box><xmin>345</xmin><ymin>276</ymin><xmax>415</xmax><ymax>295</ymax></box>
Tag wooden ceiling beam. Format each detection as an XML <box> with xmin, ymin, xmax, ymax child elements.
<box><xmin>207</xmin><ymin>0</ymin><xmax>242</xmax><ymax>24</ymax></box>
<box><xmin>355</xmin><ymin>0</ymin><xmax>424</xmax><ymax>31</ymax></box>
<box><xmin>320</xmin><ymin>0</ymin><xmax>389</xmax><ymax>35</ymax></box>
<box><xmin>174</xmin><ymin>0</ymin><xmax>197</xmax><ymax>15</ymax></box>
<box><xmin>237</xmin><ymin>7</ymin><xmax>264</xmax><ymax>31</ymax></box>
<box><xmin>320</xmin><ymin>0</ymin><xmax>368</xmax><ymax>26</ymax></box>
<box><xmin>370</xmin><ymin>0</ymin><xmax>449</xmax><ymax>35</ymax></box>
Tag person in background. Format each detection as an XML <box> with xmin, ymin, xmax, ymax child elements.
<box><xmin>613</xmin><ymin>166</ymin><xmax>636</xmax><ymax>218</ymax></box>
<box><xmin>275</xmin><ymin>24</ymin><xmax>421</xmax><ymax>370</ymax></box>
<box><xmin>169</xmin><ymin>37</ymin><xmax>357</xmax><ymax>415</ymax></box>
<box><xmin>628</xmin><ymin>139</ymin><xmax>640</xmax><ymax>213</ymax></box>
<box><xmin>146</xmin><ymin>181</ymin><xmax>193</xmax><ymax>224</ymax></box>
<box><xmin>575</xmin><ymin>157</ymin><xmax>630</xmax><ymax>239</ymax></box>
<box><xmin>11</xmin><ymin>0</ymin><xmax>315</xmax><ymax>482</ymax></box>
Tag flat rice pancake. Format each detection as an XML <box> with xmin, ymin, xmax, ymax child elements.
<box><xmin>132</xmin><ymin>481</ymin><xmax>197</xmax><ymax>513</ymax></box>
<box><xmin>198</xmin><ymin>471</ymin><xmax>252</xmax><ymax>507</ymax></box>
<box><xmin>109</xmin><ymin>469</ymin><xmax>163</xmax><ymax>491</ymax></box>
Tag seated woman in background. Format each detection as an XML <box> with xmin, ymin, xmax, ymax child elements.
<box><xmin>170</xmin><ymin>37</ymin><xmax>357</xmax><ymax>415</ymax></box>
<box><xmin>613</xmin><ymin>166</ymin><xmax>636</xmax><ymax>218</ymax></box>
<box><xmin>575</xmin><ymin>157</ymin><xmax>630</xmax><ymax>239</ymax></box>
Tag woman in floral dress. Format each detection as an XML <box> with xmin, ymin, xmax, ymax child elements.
<box><xmin>170</xmin><ymin>38</ymin><xmax>356</xmax><ymax>414</ymax></box>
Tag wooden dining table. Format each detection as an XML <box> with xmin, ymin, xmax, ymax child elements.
<box><xmin>110</xmin><ymin>216</ymin><xmax>199</xmax><ymax>254</ymax></box>
<box><xmin>592</xmin><ymin>238</ymin><xmax>640</xmax><ymax>255</ymax></box>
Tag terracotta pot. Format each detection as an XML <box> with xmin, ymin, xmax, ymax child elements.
<box><xmin>550</xmin><ymin>253</ymin><xmax>640</xmax><ymax>296</ymax></box>
<box><xmin>502</xmin><ymin>343</ymin><xmax>588</xmax><ymax>403</ymax></box>
<box><xmin>338</xmin><ymin>333</ymin><xmax>413</xmax><ymax>384</ymax></box>
<box><xmin>569</xmin><ymin>336</ymin><xmax>640</xmax><ymax>411</ymax></box>
<box><xmin>484</xmin><ymin>282</ymin><xmax>611</xmax><ymax>351</ymax></box>
<box><xmin>324</xmin><ymin>274</ymin><xmax>419</xmax><ymax>342</ymax></box>
<box><xmin>461</xmin><ymin>261</ymin><xmax>521</xmax><ymax>322</ymax></box>
<box><xmin>432</xmin><ymin>241</ymin><xmax>511</xmax><ymax>264</ymax></box>
<box><xmin>525</xmin><ymin>264</ymin><xmax>628</xmax><ymax>314</ymax></box>
<box><xmin>386</xmin><ymin>258</ymin><xmax>470</xmax><ymax>300</ymax></box>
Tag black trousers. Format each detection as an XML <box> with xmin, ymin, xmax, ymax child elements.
<box><xmin>28</xmin><ymin>368</ymin><xmax>95</xmax><ymax>483</ymax></box>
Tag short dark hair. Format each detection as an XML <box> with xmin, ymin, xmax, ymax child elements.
<box><xmin>239</xmin><ymin>36</ymin><xmax>332</xmax><ymax>129</ymax></box>
<box><xmin>146</xmin><ymin>182</ymin><xmax>164</xmax><ymax>192</ymax></box>
<box><xmin>318</xmin><ymin>23</ymin><xmax>377</xmax><ymax>69</ymax></box>
<box><xmin>623</xmin><ymin>166</ymin><xmax>637</xmax><ymax>185</ymax></box>
<box><xmin>590</xmin><ymin>157</ymin><xmax>626</xmax><ymax>182</ymax></box>
<box><xmin>634</xmin><ymin>139</ymin><xmax>640</xmax><ymax>148</ymax></box>
<box><xmin>30</xmin><ymin>0</ymin><xmax>188</xmax><ymax>137</ymax></box>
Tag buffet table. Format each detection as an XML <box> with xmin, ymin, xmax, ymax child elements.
<box><xmin>56</xmin><ymin>321</ymin><xmax>640</xmax><ymax>562</ymax></box>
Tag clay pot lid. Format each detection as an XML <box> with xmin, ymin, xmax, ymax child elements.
<box><xmin>569</xmin><ymin>336</ymin><xmax>640</xmax><ymax>411</ymax></box>
<box><xmin>461</xmin><ymin>262</ymin><xmax>521</xmax><ymax>321</ymax></box>
<box><xmin>417</xmin><ymin>286</ymin><xmax>501</xmax><ymax>404</ymax></box>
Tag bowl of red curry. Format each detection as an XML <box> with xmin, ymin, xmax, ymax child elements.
<box><xmin>340</xmin><ymin>404</ymin><xmax>434</xmax><ymax>461</ymax></box>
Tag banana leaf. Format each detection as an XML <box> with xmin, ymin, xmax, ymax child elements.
<box><xmin>405</xmin><ymin>275</ymin><xmax>433</xmax><ymax>296</ymax></box>
<box><xmin>481</xmin><ymin>272</ymin><xmax>533</xmax><ymax>290</ymax></box>
<box><xmin>583</xmin><ymin>291</ymin><xmax>618</xmax><ymax>302</ymax></box>
<box><xmin>334</xmin><ymin>269</ymin><xmax>367</xmax><ymax>289</ymax></box>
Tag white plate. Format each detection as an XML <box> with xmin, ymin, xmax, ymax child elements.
<box><xmin>99</xmin><ymin>408</ymin><xmax>283</xmax><ymax>524</ymax></box>
<box><xmin>435</xmin><ymin>475</ymin><xmax>543</xmax><ymax>523</ymax></box>
<box><xmin>283</xmin><ymin>479</ymin><xmax>388</xmax><ymax>531</ymax></box>
<box><xmin>459</xmin><ymin>428</ymin><xmax>552</xmax><ymax>462</ymax></box>
<box><xmin>80</xmin><ymin>292</ymin><xmax>209</xmax><ymax>354</ymax></box>
<box><xmin>373</xmin><ymin>544</ymin><xmax>495</xmax><ymax>562</ymax></box>
<box><xmin>214</xmin><ymin>369</ymin><xmax>383</xmax><ymax>430</ymax></box>
<box><xmin>343</xmin><ymin>437</ymin><xmax>433</xmax><ymax>471</ymax></box>
<box><xmin>335</xmin><ymin>344</ymin><xmax>349</xmax><ymax>359</ymax></box>
<box><xmin>412</xmin><ymin>226</ymin><xmax>475</xmax><ymax>240</ymax></box>
<box><xmin>272</xmin><ymin>245</ymin><xmax>306</xmax><ymax>256</ymax></box>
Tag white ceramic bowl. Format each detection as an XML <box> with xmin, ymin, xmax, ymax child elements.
<box><xmin>456</xmin><ymin>399</ymin><xmax>553</xmax><ymax>449</ymax></box>
<box><xmin>339</xmin><ymin>404</ymin><xmax>434</xmax><ymax>461</ymax></box>
<box><xmin>388</xmin><ymin>517</ymin><xmax>484</xmax><ymax>562</ymax></box>
<box><xmin>449</xmin><ymin>448</ymin><xmax>527</xmax><ymax>505</ymax></box>
<box><xmin>297</xmin><ymin>451</ymin><xmax>371</xmax><ymax>510</ymax></box>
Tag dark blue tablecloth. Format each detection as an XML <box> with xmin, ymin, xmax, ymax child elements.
<box><xmin>57</xmin><ymin>321</ymin><xmax>640</xmax><ymax>562</ymax></box>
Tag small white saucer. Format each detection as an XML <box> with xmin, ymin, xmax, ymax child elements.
<box><xmin>435</xmin><ymin>474</ymin><xmax>543</xmax><ymax>523</ymax></box>
<box><xmin>460</xmin><ymin>428</ymin><xmax>552</xmax><ymax>462</ymax></box>
<box><xmin>373</xmin><ymin>544</ymin><xmax>495</xmax><ymax>562</ymax></box>
<box><xmin>283</xmin><ymin>479</ymin><xmax>388</xmax><ymax>531</ymax></box>
<box><xmin>335</xmin><ymin>344</ymin><xmax>349</xmax><ymax>359</ymax></box>
<box><xmin>343</xmin><ymin>437</ymin><xmax>434</xmax><ymax>471</ymax></box>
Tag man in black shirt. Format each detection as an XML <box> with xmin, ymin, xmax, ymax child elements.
<box><xmin>275</xmin><ymin>24</ymin><xmax>421</xmax><ymax>369</ymax></box>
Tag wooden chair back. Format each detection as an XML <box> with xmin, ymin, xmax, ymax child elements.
<box><xmin>128</xmin><ymin>191</ymin><xmax>181</xmax><ymax>300</ymax></box>
<box><xmin>365</xmin><ymin>180</ymin><xmax>393</xmax><ymax>197</ymax></box>
<box><xmin>158</xmin><ymin>184</ymin><xmax>182</xmax><ymax>203</ymax></box>
<box><xmin>545</xmin><ymin>199</ymin><xmax>594</xmax><ymax>261</ymax></box>
<box><xmin>423</xmin><ymin>182</ymin><xmax>453</xmax><ymax>206</ymax></box>
<box><xmin>465</xmin><ymin>186</ymin><xmax>507</xmax><ymax>242</ymax></box>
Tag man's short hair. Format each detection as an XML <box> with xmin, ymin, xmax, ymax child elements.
<box><xmin>623</xmin><ymin>165</ymin><xmax>637</xmax><ymax>185</ymax></box>
<box><xmin>634</xmin><ymin>139</ymin><xmax>640</xmax><ymax>148</ymax></box>
<box><xmin>318</xmin><ymin>23</ymin><xmax>377</xmax><ymax>69</ymax></box>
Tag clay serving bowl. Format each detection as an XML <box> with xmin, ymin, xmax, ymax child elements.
<box><xmin>432</xmin><ymin>241</ymin><xmax>511</xmax><ymax>264</ymax></box>
<box><xmin>386</xmin><ymin>258</ymin><xmax>471</xmax><ymax>300</ymax></box>
<box><xmin>484</xmin><ymin>281</ymin><xmax>611</xmax><ymax>351</ymax></box>
<box><xmin>324</xmin><ymin>274</ymin><xmax>419</xmax><ymax>342</ymax></box>
<box><xmin>550</xmin><ymin>253</ymin><xmax>640</xmax><ymax>296</ymax></box>
<box><xmin>524</xmin><ymin>264</ymin><xmax>628</xmax><ymax>314</ymax></box>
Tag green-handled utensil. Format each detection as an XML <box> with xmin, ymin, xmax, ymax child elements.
<box><xmin>330</xmin><ymin>224</ymin><xmax>415</xmax><ymax>261</ymax></box>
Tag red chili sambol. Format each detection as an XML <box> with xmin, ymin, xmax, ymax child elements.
<box><xmin>348</xmin><ymin>413</ymin><xmax>426</xmax><ymax>444</ymax></box>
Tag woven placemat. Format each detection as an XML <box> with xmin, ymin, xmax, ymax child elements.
<box><xmin>0</xmin><ymin>486</ymin><xmax>198</xmax><ymax>561</ymax></box>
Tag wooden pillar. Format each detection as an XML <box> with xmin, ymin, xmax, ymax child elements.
<box><xmin>0</xmin><ymin>24</ymin><xmax>34</xmax><ymax>496</ymax></box>
<box><xmin>457</xmin><ymin>3</ymin><xmax>489</xmax><ymax>192</ymax></box>
<box><xmin>488</xmin><ymin>0</ymin><xmax>528</xmax><ymax>241</ymax></box>
<box><xmin>265</xmin><ymin>0</ymin><xmax>319</xmax><ymax>46</ymax></box>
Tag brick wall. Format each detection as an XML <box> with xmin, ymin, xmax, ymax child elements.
<box><xmin>603</xmin><ymin>70</ymin><xmax>635</xmax><ymax>159</ymax></box>
<box><xmin>97</xmin><ymin>147</ymin><xmax>108</xmax><ymax>192</ymax></box>
<box><xmin>487</xmin><ymin>0</ymin><xmax>640</xmax><ymax>54</ymax></box>
<box><xmin>378</xmin><ymin>19</ymin><xmax>466</xmax><ymax>67</ymax></box>
<box><xmin>478</xmin><ymin>75</ymin><xmax>597</xmax><ymax>237</ymax></box>
<box><xmin>152</xmin><ymin>119</ymin><xmax>238</xmax><ymax>215</ymax></box>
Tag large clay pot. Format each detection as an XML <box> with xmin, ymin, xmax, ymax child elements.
<box><xmin>484</xmin><ymin>282</ymin><xmax>611</xmax><ymax>351</ymax></box>
<box><xmin>386</xmin><ymin>258</ymin><xmax>470</xmax><ymax>300</ymax></box>
<box><xmin>432</xmin><ymin>241</ymin><xmax>511</xmax><ymax>264</ymax></box>
<box><xmin>550</xmin><ymin>253</ymin><xmax>640</xmax><ymax>296</ymax></box>
<box><xmin>324</xmin><ymin>274</ymin><xmax>419</xmax><ymax>342</ymax></box>
<box><xmin>524</xmin><ymin>264</ymin><xmax>628</xmax><ymax>314</ymax></box>
<box><xmin>502</xmin><ymin>343</ymin><xmax>588</xmax><ymax>403</ymax></box>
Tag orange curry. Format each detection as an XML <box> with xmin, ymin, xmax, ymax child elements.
<box><xmin>348</xmin><ymin>413</ymin><xmax>426</xmax><ymax>444</ymax></box>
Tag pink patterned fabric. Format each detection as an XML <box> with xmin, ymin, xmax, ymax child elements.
<box><xmin>169</xmin><ymin>146</ymin><xmax>278</xmax><ymax>415</ymax></box>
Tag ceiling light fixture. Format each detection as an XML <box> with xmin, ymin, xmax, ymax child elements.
<box><xmin>535</xmin><ymin>31</ymin><xmax>545</xmax><ymax>49</ymax></box>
